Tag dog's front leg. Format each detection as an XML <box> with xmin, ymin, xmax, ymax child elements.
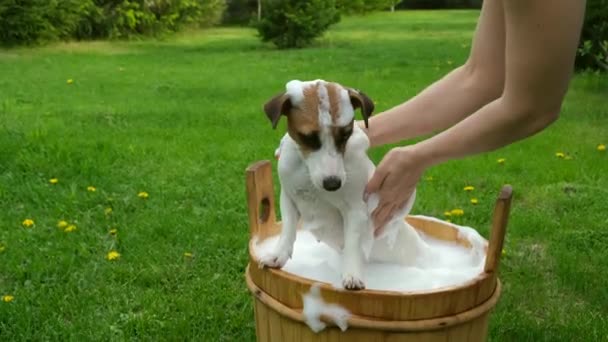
<box><xmin>341</xmin><ymin>209</ymin><xmax>368</xmax><ymax>290</ymax></box>
<box><xmin>259</xmin><ymin>189</ymin><xmax>300</xmax><ymax>269</ymax></box>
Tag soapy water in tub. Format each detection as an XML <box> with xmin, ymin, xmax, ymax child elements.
<box><xmin>252</xmin><ymin>215</ymin><xmax>488</xmax><ymax>292</ymax></box>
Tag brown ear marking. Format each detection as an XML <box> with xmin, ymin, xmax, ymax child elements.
<box><xmin>263</xmin><ymin>93</ymin><xmax>292</xmax><ymax>129</ymax></box>
<box><xmin>347</xmin><ymin>88</ymin><xmax>375</xmax><ymax>128</ymax></box>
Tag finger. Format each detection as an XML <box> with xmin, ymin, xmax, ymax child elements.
<box><xmin>374</xmin><ymin>224</ymin><xmax>386</xmax><ymax>238</ymax></box>
<box><xmin>374</xmin><ymin>211</ymin><xmax>393</xmax><ymax>237</ymax></box>
<box><xmin>372</xmin><ymin>203</ymin><xmax>394</xmax><ymax>232</ymax></box>
<box><xmin>364</xmin><ymin>168</ymin><xmax>388</xmax><ymax>201</ymax></box>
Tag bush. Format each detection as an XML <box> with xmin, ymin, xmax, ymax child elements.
<box><xmin>256</xmin><ymin>0</ymin><xmax>340</xmax><ymax>49</ymax></box>
<box><xmin>196</xmin><ymin>0</ymin><xmax>226</xmax><ymax>27</ymax></box>
<box><xmin>0</xmin><ymin>0</ymin><xmax>96</xmax><ymax>45</ymax></box>
<box><xmin>0</xmin><ymin>0</ymin><xmax>226</xmax><ymax>46</ymax></box>
<box><xmin>82</xmin><ymin>0</ymin><xmax>226</xmax><ymax>39</ymax></box>
<box><xmin>576</xmin><ymin>0</ymin><xmax>608</xmax><ymax>72</ymax></box>
<box><xmin>222</xmin><ymin>0</ymin><xmax>258</xmax><ymax>25</ymax></box>
<box><xmin>396</xmin><ymin>0</ymin><xmax>481</xmax><ymax>9</ymax></box>
<box><xmin>336</xmin><ymin>0</ymin><xmax>396</xmax><ymax>14</ymax></box>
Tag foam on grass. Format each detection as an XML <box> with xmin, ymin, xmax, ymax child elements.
<box><xmin>253</xmin><ymin>216</ymin><xmax>487</xmax><ymax>292</ymax></box>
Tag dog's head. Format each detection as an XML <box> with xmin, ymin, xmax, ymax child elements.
<box><xmin>263</xmin><ymin>80</ymin><xmax>374</xmax><ymax>192</ymax></box>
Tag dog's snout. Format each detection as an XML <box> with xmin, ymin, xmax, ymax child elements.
<box><xmin>322</xmin><ymin>176</ymin><xmax>342</xmax><ymax>191</ymax></box>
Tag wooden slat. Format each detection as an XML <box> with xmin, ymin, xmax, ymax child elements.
<box><xmin>248</xmin><ymin>219</ymin><xmax>497</xmax><ymax>321</ymax></box>
<box><xmin>484</xmin><ymin>185</ymin><xmax>513</xmax><ymax>274</ymax></box>
<box><xmin>246</xmin><ymin>160</ymin><xmax>277</xmax><ymax>240</ymax></box>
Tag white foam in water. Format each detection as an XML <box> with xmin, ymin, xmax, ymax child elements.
<box><xmin>252</xmin><ymin>216</ymin><xmax>487</xmax><ymax>292</ymax></box>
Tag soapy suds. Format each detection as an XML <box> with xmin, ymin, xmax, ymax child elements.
<box><xmin>253</xmin><ymin>216</ymin><xmax>487</xmax><ymax>292</ymax></box>
<box><xmin>301</xmin><ymin>283</ymin><xmax>350</xmax><ymax>332</ymax></box>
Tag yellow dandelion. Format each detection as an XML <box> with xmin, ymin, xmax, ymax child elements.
<box><xmin>67</xmin><ymin>79</ymin><xmax>74</xmax><ymax>84</ymax></box>
<box><xmin>87</xmin><ymin>186</ymin><xmax>96</xmax><ymax>192</ymax></box>
<box><xmin>104</xmin><ymin>207</ymin><xmax>112</xmax><ymax>215</ymax></box>
<box><xmin>109</xmin><ymin>228</ymin><xmax>118</xmax><ymax>236</ymax></box>
<box><xmin>463</xmin><ymin>186</ymin><xmax>475</xmax><ymax>192</ymax></box>
<box><xmin>57</xmin><ymin>220</ymin><xmax>69</xmax><ymax>229</ymax></box>
<box><xmin>555</xmin><ymin>152</ymin><xmax>565</xmax><ymax>158</ymax></box>
<box><xmin>49</xmin><ymin>178</ymin><xmax>59</xmax><ymax>184</ymax></box>
<box><xmin>470</xmin><ymin>198</ymin><xmax>479</xmax><ymax>205</ymax></box>
<box><xmin>443</xmin><ymin>211</ymin><xmax>452</xmax><ymax>217</ymax></box>
<box><xmin>2</xmin><ymin>295</ymin><xmax>14</xmax><ymax>303</ymax></box>
<box><xmin>22</xmin><ymin>219</ymin><xmax>34</xmax><ymax>228</ymax></box>
<box><xmin>64</xmin><ymin>225</ymin><xmax>77</xmax><ymax>233</ymax></box>
<box><xmin>106</xmin><ymin>250</ymin><xmax>121</xmax><ymax>261</ymax></box>
<box><xmin>598</xmin><ymin>144</ymin><xmax>606</xmax><ymax>152</ymax></box>
<box><xmin>450</xmin><ymin>208</ymin><xmax>464</xmax><ymax>216</ymax></box>
<box><xmin>497</xmin><ymin>158</ymin><xmax>506</xmax><ymax>164</ymax></box>
<box><xmin>184</xmin><ymin>252</ymin><xmax>193</xmax><ymax>258</ymax></box>
<box><xmin>138</xmin><ymin>191</ymin><xmax>149</xmax><ymax>199</ymax></box>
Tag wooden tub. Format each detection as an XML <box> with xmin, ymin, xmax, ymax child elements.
<box><xmin>245</xmin><ymin>160</ymin><xmax>512</xmax><ymax>342</ymax></box>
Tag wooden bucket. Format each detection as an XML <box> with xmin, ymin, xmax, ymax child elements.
<box><xmin>245</xmin><ymin>160</ymin><xmax>512</xmax><ymax>342</ymax></box>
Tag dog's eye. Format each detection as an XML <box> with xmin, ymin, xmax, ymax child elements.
<box><xmin>298</xmin><ymin>132</ymin><xmax>321</xmax><ymax>150</ymax></box>
<box><xmin>335</xmin><ymin>128</ymin><xmax>352</xmax><ymax>148</ymax></box>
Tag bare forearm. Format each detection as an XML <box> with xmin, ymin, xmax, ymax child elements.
<box><xmin>412</xmin><ymin>0</ymin><xmax>584</xmax><ymax>167</ymax></box>
<box><xmin>413</xmin><ymin>97</ymin><xmax>559</xmax><ymax>167</ymax></box>
<box><xmin>365</xmin><ymin>65</ymin><xmax>501</xmax><ymax>147</ymax></box>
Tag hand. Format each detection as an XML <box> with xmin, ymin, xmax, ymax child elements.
<box><xmin>364</xmin><ymin>146</ymin><xmax>427</xmax><ymax>235</ymax></box>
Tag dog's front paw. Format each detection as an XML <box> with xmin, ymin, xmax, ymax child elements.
<box><xmin>342</xmin><ymin>274</ymin><xmax>365</xmax><ymax>291</ymax></box>
<box><xmin>258</xmin><ymin>250</ymin><xmax>291</xmax><ymax>269</ymax></box>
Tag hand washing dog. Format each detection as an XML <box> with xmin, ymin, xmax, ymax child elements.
<box><xmin>259</xmin><ymin>80</ymin><xmax>434</xmax><ymax>290</ymax></box>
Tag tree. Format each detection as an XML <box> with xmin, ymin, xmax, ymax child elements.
<box><xmin>256</xmin><ymin>0</ymin><xmax>340</xmax><ymax>49</ymax></box>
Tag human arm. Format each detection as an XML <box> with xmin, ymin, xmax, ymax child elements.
<box><xmin>365</xmin><ymin>0</ymin><xmax>586</xmax><ymax>231</ymax></box>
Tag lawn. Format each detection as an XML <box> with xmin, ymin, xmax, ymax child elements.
<box><xmin>1</xmin><ymin>9</ymin><xmax>607</xmax><ymax>341</ymax></box>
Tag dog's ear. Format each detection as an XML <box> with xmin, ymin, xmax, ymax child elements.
<box><xmin>263</xmin><ymin>93</ymin><xmax>292</xmax><ymax>129</ymax></box>
<box><xmin>347</xmin><ymin>88</ymin><xmax>375</xmax><ymax>128</ymax></box>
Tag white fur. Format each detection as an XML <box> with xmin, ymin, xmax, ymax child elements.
<box><xmin>285</xmin><ymin>79</ymin><xmax>322</xmax><ymax>106</ymax></box>
<box><xmin>260</xmin><ymin>80</ymin><xmax>434</xmax><ymax>290</ymax></box>
<box><xmin>336</xmin><ymin>88</ymin><xmax>354</xmax><ymax>126</ymax></box>
<box><xmin>316</xmin><ymin>82</ymin><xmax>332</xmax><ymax>126</ymax></box>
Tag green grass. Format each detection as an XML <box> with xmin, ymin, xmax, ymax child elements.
<box><xmin>1</xmin><ymin>9</ymin><xmax>607</xmax><ymax>341</ymax></box>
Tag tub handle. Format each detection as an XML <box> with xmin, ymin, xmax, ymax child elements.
<box><xmin>246</xmin><ymin>160</ymin><xmax>277</xmax><ymax>238</ymax></box>
<box><xmin>484</xmin><ymin>185</ymin><xmax>513</xmax><ymax>274</ymax></box>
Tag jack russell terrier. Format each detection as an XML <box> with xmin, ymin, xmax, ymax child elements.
<box><xmin>260</xmin><ymin>80</ymin><xmax>435</xmax><ymax>290</ymax></box>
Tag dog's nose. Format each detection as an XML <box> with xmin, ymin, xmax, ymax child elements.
<box><xmin>322</xmin><ymin>177</ymin><xmax>342</xmax><ymax>191</ymax></box>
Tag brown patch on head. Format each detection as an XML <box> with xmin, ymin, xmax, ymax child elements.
<box><xmin>331</xmin><ymin>122</ymin><xmax>354</xmax><ymax>154</ymax></box>
<box><xmin>325</xmin><ymin>83</ymin><xmax>342</xmax><ymax>125</ymax></box>
<box><xmin>326</xmin><ymin>82</ymin><xmax>355</xmax><ymax>154</ymax></box>
<box><xmin>286</xmin><ymin>83</ymin><xmax>322</xmax><ymax>157</ymax></box>
<box><xmin>264</xmin><ymin>81</ymin><xmax>365</xmax><ymax>158</ymax></box>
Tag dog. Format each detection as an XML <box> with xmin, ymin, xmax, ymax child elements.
<box><xmin>259</xmin><ymin>79</ymin><xmax>434</xmax><ymax>290</ymax></box>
